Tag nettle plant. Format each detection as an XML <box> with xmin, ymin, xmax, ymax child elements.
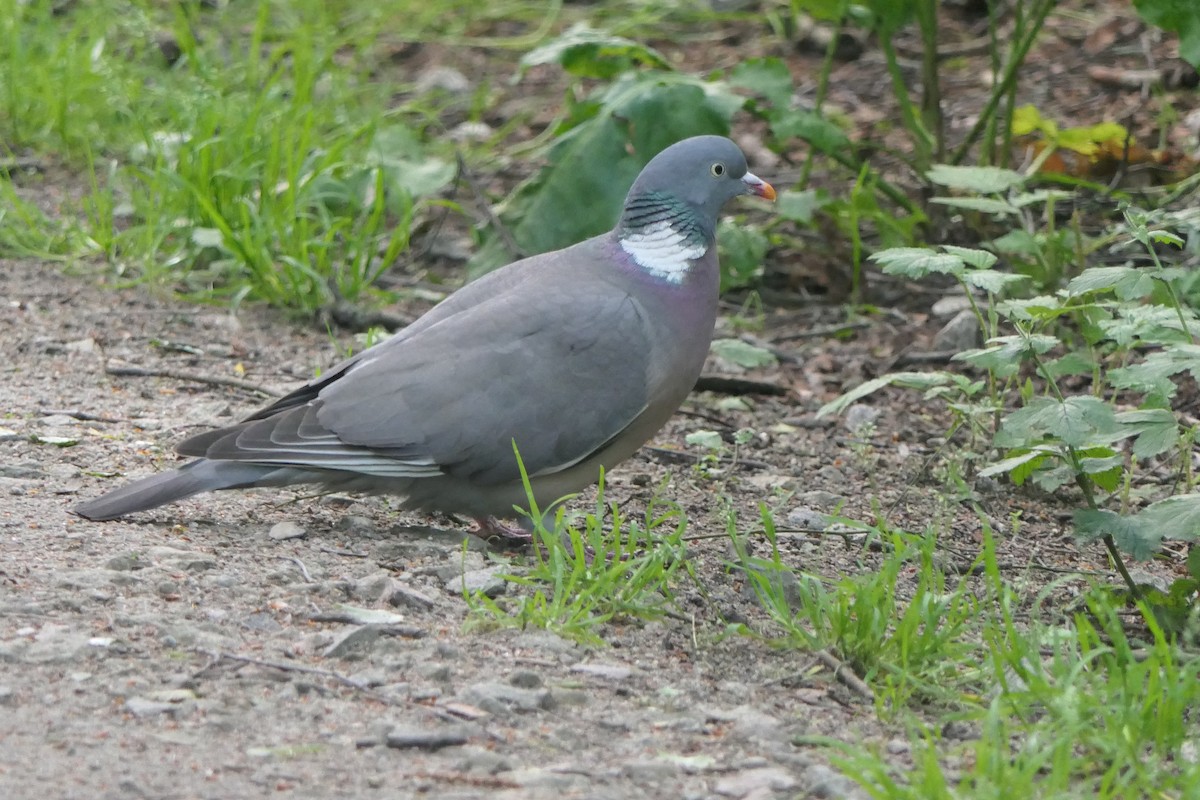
<box><xmin>821</xmin><ymin>164</ymin><xmax>1200</xmax><ymax>628</ymax></box>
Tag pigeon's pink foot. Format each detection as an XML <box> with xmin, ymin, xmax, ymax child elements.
<box><xmin>474</xmin><ymin>516</ymin><xmax>533</xmax><ymax>544</ymax></box>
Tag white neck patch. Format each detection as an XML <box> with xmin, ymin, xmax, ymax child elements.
<box><xmin>619</xmin><ymin>221</ymin><xmax>707</xmax><ymax>283</ymax></box>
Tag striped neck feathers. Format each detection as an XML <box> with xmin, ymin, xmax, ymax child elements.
<box><xmin>617</xmin><ymin>192</ymin><xmax>710</xmax><ymax>283</ymax></box>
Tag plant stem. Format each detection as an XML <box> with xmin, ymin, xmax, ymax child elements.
<box><xmin>951</xmin><ymin>0</ymin><xmax>1055</xmax><ymax>165</ymax></box>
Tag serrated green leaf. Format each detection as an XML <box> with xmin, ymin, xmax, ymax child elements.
<box><xmin>520</xmin><ymin>23</ymin><xmax>671</xmax><ymax>79</ymax></box>
<box><xmin>870</xmin><ymin>247</ymin><xmax>964</xmax><ymax>278</ymax></box>
<box><xmin>964</xmin><ymin>270</ymin><xmax>1026</xmax><ymax>294</ymax></box>
<box><xmin>1067</xmin><ymin>266</ymin><xmax>1156</xmax><ymax>300</ymax></box>
<box><xmin>996</xmin><ymin>396</ymin><xmax>1121</xmax><ymax>449</ymax></box>
<box><xmin>709</xmin><ymin>338</ymin><xmax>777</xmax><ymax>368</ymax></box>
<box><xmin>1135</xmin><ymin>493</ymin><xmax>1200</xmax><ymax>545</ymax></box>
<box><xmin>996</xmin><ymin>295</ymin><xmax>1069</xmax><ymax>321</ymax></box>
<box><xmin>926</xmin><ymin>164</ymin><xmax>1025</xmax><ymax>193</ymax></box>
<box><xmin>1075</xmin><ymin>508</ymin><xmax>1160</xmax><ymax>560</ymax></box>
<box><xmin>1109</xmin><ymin>344</ymin><xmax>1200</xmax><ymax>401</ymax></box>
<box><xmin>1095</xmin><ymin>305</ymin><xmax>1196</xmax><ymax>347</ymax></box>
<box><xmin>941</xmin><ymin>245</ymin><xmax>998</xmax><ymax>270</ymax></box>
<box><xmin>1116</xmin><ymin>408</ymin><xmax>1180</xmax><ymax>459</ymax></box>
<box><xmin>930</xmin><ymin>197</ymin><xmax>1019</xmax><ymax>215</ymax></box>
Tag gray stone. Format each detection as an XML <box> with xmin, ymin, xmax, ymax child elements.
<box><xmin>570</xmin><ymin>662</ymin><xmax>634</xmax><ymax>681</ymax></box>
<box><xmin>268</xmin><ymin>520</ymin><xmax>307</xmax><ymax>541</ymax></box>
<box><xmin>444</xmin><ymin>566</ymin><xmax>507</xmax><ymax>598</ymax></box>
<box><xmin>620</xmin><ymin>760</ymin><xmax>678</xmax><ymax>782</ymax></box>
<box><xmin>454</xmin><ymin>745</ymin><xmax>512</xmax><ymax>774</ymax></box>
<box><xmin>931</xmin><ymin>294</ymin><xmax>977</xmax><ymax>317</ymax></box>
<box><xmin>351</xmin><ymin>572</ymin><xmax>395</xmax><ymax>603</ymax></box>
<box><xmin>147</xmin><ymin>546</ymin><xmax>217</xmax><ymax>572</ymax></box>
<box><xmin>784</xmin><ymin>506</ymin><xmax>831</xmax><ymax>530</ymax></box>
<box><xmin>794</xmin><ymin>490</ymin><xmax>846</xmax><ymax>510</ymax></box>
<box><xmin>714</xmin><ymin>767</ymin><xmax>797</xmax><ymax>797</ymax></box>
<box><xmin>506</xmin><ymin>767</ymin><xmax>589</xmax><ymax>791</ymax></box>
<box><xmin>385</xmin><ymin>724</ymin><xmax>469</xmax><ymax>750</ymax></box>
<box><xmin>507</xmin><ymin>669</ymin><xmax>542</xmax><ymax>688</ymax></box>
<box><xmin>0</xmin><ymin>685</ymin><xmax>14</xmax><ymax>706</ymax></box>
<box><xmin>124</xmin><ymin>697</ymin><xmax>177</xmax><ymax>717</ymax></box>
<box><xmin>386</xmin><ymin>583</ymin><xmax>436</xmax><ymax>610</ymax></box>
<box><xmin>932</xmin><ymin>308</ymin><xmax>980</xmax><ymax>352</ymax></box>
<box><xmin>415</xmin><ymin>65</ymin><xmax>470</xmax><ymax>94</ymax></box>
<box><xmin>335</xmin><ymin>515</ymin><xmax>376</xmax><ymax>536</ymax></box>
<box><xmin>105</xmin><ymin>552</ymin><xmax>145</xmax><ymax>571</ymax></box>
<box><xmin>805</xmin><ymin>764</ymin><xmax>868</xmax><ymax>799</ymax></box>
<box><xmin>461</xmin><ymin>681</ymin><xmax>554</xmax><ymax>714</ymax></box>
<box><xmin>323</xmin><ymin>625</ymin><xmax>383</xmax><ymax>660</ymax></box>
<box><xmin>843</xmin><ymin>404</ymin><xmax>880</xmax><ymax>433</ymax></box>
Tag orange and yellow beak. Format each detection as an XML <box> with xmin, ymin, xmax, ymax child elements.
<box><xmin>742</xmin><ymin>171</ymin><xmax>776</xmax><ymax>202</ymax></box>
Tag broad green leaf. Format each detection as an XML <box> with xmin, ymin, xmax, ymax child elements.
<box><xmin>929</xmin><ymin>197</ymin><xmax>1019</xmax><ymax>215</ymax></box>
<box><xmin>775</xmin><ymin>189</ymin><xmax>828</xmax><ymax>224</ymax></box>
<box><xmin>996</xmin><ymin>295</ymin><xmax>1069</xmax><ymax>321</ymax></box>
<box><xmin>1042</xmin><ymin>350</ymin><xmax>1096</xmax><ymax>379</ymax></box>
<box><xmin>728</xmin><ymin>58</ymin><xmax>793</xmax><ymax>109</ymax></box>
<box><xmin>926</xmin><ymin>164</ymin><xmax>1025</xmax><ymax>193</ymax></box>
<box><xmin>941</xmin><ymin>245</ymin><xmax>997</xmax><ymax>270</ymax></box>
<box><xmin>954</xmin><ymin>333</ymin><xmax>1059</xmax><ymax>374</ymax></box>
<box><xmin>1135</xmin><ymin>493</ymin><xmax>1200</xmax><ymax>544</ymax></box>
<box><xmin>1116</xmin><ymin>408</ymin><xmax>1180</xmax><ymax>459</ymax></box>
<box><xmin>1109</xmin><ymin>344</ymin><xmax>1200</xmax><ymax>401</ymax></box>
<box><xmin>686</xmin><ymin>430</ymin><xmax>724</xmax><ymax>450</ymax></box>
<box><xmin>520</xmin><ymin>23</ymin><xmax>671</xmax><ymax>79</ymax></box>
<box><xmin>1095</xmin><ymin>305</ymin><xmax>1196</xmax><ymax>347</ymax></box>
<box><xmin>1067</xmin><ymin>266</ymin><xmax>1156</xmax><ymax>300</ymax></box>
<box><xmin>368</xmin><ymin>126</ymin><xmax>455</xmax><ymax>198</ymax></box>
<box><xmin>863</xmin><ymin>0</ymin><xmax>918</xmax><ymax>34</ymax></box>
<box><xmin>870</xmin><ymin>247</ymin><xmax>964</xmax><ymax>279</ymax></box>
<box><xmin>770</xmin><ymin>108</ymin><xmax>850</xmax><ymax>154</ymax></box>
<box><xmin>964</xmin><ymin>270</ymin><xmax>1026</xmax><ymax>294</ymax></box>
<box><xmin>995</xmin><ymin>395</ymin><xmax>1122</xmax><ymax>449</ymax></box>
<box><xmin>1134</xmin><ymin>0</ymin><xmax>1200</xmax><ymax>67</ymax></box>
<box><xmin>990</xmin><ymin>228</ymin><xmax>1041</xmax><ymax>257</ymax></box>
<box><xmin>468</xmin><ymin>73</ymin><xmax>738</xmax><ymax>276</ymax></box>
<box><xmin>709</xmin><ymin>338</ymin><xmax>777</xmax><ymax>368</ymax></box>
<box><xmin>1077</xmin><ymin>449</ymin><xmax>1123</xmax><ymax>492</ymax></box>
<box><xmin>978</xmin><ymin>448</ymin><xmax>1051</xmax><ymax>481</ymax></box>
<box><xmin>1075</xmin><ymin>508</ymin><xmax>1160</xmax><ymax>561</ymax></box>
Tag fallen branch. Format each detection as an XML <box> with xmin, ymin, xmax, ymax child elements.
<box><xmin>694</xmin><ymin>375</ymin><xmax>787</xmax><ymax>396</ymax></box>
<box><xmin>105</xmin><ymin>363</ymin><xmax>282</xmax><ymax>397</ymax></box>
<box><xmin>814</xmin><ymin>649</ymin><xmax>875</xmax><ymax>703</ymax></box>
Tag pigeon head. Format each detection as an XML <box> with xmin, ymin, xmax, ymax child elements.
<box><xmin>618</xmin><ymin>136</ymin><xmax>775</xmax><ymax>283</ymax></box>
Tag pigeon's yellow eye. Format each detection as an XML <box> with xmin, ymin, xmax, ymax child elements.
<box><xmin>710</xmin><ymin>162</ymin><xmax>725</xmax><ymax>177</ymax></box>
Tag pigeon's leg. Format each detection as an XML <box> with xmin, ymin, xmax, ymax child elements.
<box><xmin>474</xmin><ymin>516</ymin><xmax>533</xmax><ymax>544</ymax></box>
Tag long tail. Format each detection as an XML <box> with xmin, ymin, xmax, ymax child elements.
<box><xmin>73</xmin><ymin>460</ymin><xmax>290</xmax><ymax>521</ymax></box>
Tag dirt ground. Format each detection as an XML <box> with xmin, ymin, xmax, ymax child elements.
<box><xmin>3</xmin><ymin>2</ymin><xmax>1199</xmax><ymax>799</ymax></box>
